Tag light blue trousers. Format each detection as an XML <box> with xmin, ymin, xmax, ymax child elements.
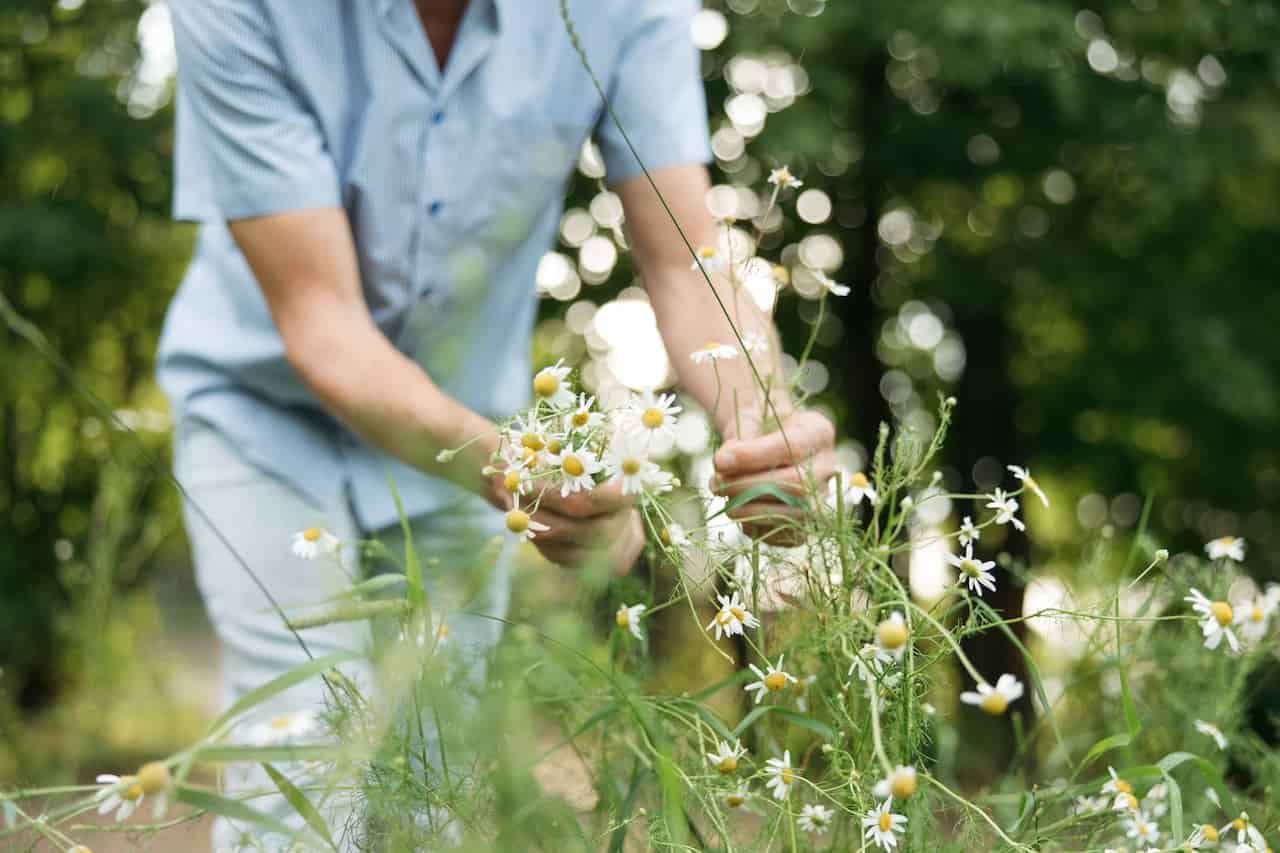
<box><xmin>175</xmin><ymin>420</ymin><xmax>512</xmax><ymax>851</ymax></box>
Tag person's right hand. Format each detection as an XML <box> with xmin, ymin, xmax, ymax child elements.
<box><xmin>519</xmin><ymin>480</ymin><xmax>644</xmax><ymax>575</ymax></box>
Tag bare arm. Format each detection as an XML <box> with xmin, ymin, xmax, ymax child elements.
<box><xmin>227</xmin><ymin>208</ymin><xmax>502</xmax><ymax>506</ymax></box>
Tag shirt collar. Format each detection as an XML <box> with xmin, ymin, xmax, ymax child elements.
<box><xmin>378</xmin><ymin>0</ymin><xmax>501</xmax><ymax>97</ymax></box>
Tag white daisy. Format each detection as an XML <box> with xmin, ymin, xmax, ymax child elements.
<box><xmin>548</xmin><ymin>444</ymin><xmax>603</xmax><ymax>498</ymax></box>
<box><xmin>848</xmin><ymin>643</ymin><xmax>894</xmax><ymax>682</ymax></box>
<box><xmin>690</xmin><ymin>342</ymin><xmax>739</xmax><ymax>364</ymax></box>
<box><xmin>1204</xmin><ymin>536</ymin><xmax>1245</xmax><ymax>562</ymax></box>
<box><xmin>95</xmin><ymin>774</ymin><xmax>144</xmax><ymax>822</ymax></box>
<box><xmin>624</xmin><ymin>390</ymin><xmax>682</xmax><ymax>443</ymax></box>
<box><xmin>660</xmin><ymin>523</ymin><xmax>690</xmax><ymax>549</ymax></box>
<box><xmin>875</xmin><ymin>611</ymin><xmax>910</xmax><ymax>662</ymax></box>
<box><xmin>827</xmin><ymin>469</ymin><xmax>878</xmax><ymax>509</ymax></box>
<box><xmin>532</xmin><ymin>360</ymin><xmax>575</xmax><ymax>409</ymax></box>
<box><xmin>813</xmin><ymin>270</ymin><xmax>851</xmax><ymax>297</ymax></box>
<box><xmin>1007</xmin><ymin>465</ymin><xmax>1049</xmax><ymax>507</ymax></box>
<box><xmin>563</xmin><ymin>394</ymin><xmax>604</xmax><ymax>433</ymax></box>
<box><xmin>741</xmin><ymin>330</ymin><xmax>769</xmax><ymax>355</ymax></box>
<box><xmin>1194</xmin><ymin>719</ymin><xmax>1228</xmax><ymax>751</ymax></box>
<box><xmin>615</xmin><ymin>603</ymin><xmax>645</xmax><ymax>641</ymax></box>
<box><xmin>723</xmin><ymin>781</ymin><xmax>751</xmax><ymax>810</ymax></box>
<box><xmin>1185</xmin><ymin>588</ymin><xmax>1240</xmax><ymax>652</ymax></box>
<box><xmin>958</xmin><ymin>516</ymin><xmax>980</xmax><ymax>548</ymax></box>
<box><xmin>249</xmin><ymin>710</ymin><xmax>320</xmax><ymax>746</ymax></box>
<box><xmin>605</xmin><ymin>434</ymin><xmax>663</xmax><ymax>496</ymax></box>
<box><xmin>1125</xmin><ymin>811</ymin><xmax>1160</xmax><ymax>846</ymax></box>
<box><xmin>1073</xmin><ymin>794</ymin><xmax>1110</xmax><ymax>815</ymax></box>
<box><xmin>291</xmin><ymin>527</ymin><xmax>340</xmax><ymax>561</ymax></box>
<box><xmin>960</xmin><ymin>674</ymin><xmax>1024</xmax><ymax>716</ymax></box>
<box><xmin>873</xmin><ymin>765</ymin><xmax>918</xmax><ymax>800</ymax></box>
<box><xmin>744</xmin><ymin>655</ymin><xmax>798</xmax><ymax>704</ymax></box>
<box><xmin>985</xmin><ymin>488</ymin><xmax>1026</xmax><ymax>531</ymax></box>
<box><xmin>947</xmin><ymin>544</ymin><xmax>997</xmax><ymax>596</ymax></box>
<box><xmin>1221</xmin><ymin>813</ymin><xmax>1267</xmax><ymax>848</ymax></box>
<box><xmin>1234</xmin><ymin>595</ymin><xmax>1273</xmax><ymax>645</ymax></box>
<box><xmin>505</xmin><ymin>498</ymin><xmax>550</xmax><ymax>541</ymax></box>
<box><xmin>862</xmin><ymin>798</ymin><xmax>907</xmax><ymax>850</ymax></box>
<box><xmin>500</xmin><ymin>464</ymin><xmax>533</xmax><ymax>496</ymax></box>
<box><xmin>763</xmin><ymin>750</ymin><xmax>797</xmax><ymax>800</ymax></box>
<box><xmin>690</xmin><ymin>244</ymin><xmax>726</xmax><ymax>273</ymax></box>
<box><xmin>797</xmin><ymin>803</ymin><xmax>833</xmax><ymax>834</ymax></box>
<box><xmin>705</xmin><ymin>739</ymin><xmax>747</xmax><ymax>774</ymax></box>
<box><xmin>508</xmin><ymin>416</ymin><xmax>549</xmax><ymax>461</ymax></box>
<box><xmin>1101</xmin><ymin>766</ymin><xmax>1134</xmax><ymax>798</ymax></box>
<box><xmin>1186</xmin><ymin>823</ymin><xmax>1221</xmax><ymax>848</ymax></box>
<box><xmin>1142</xmin><ymin>782</ymin><xmax>1168</xmax><ymax>818</ymax></box>
<box><xmin>706</xmin><ymin>591</ymin><xmax>759</xmax><ymax>640</ymax></box>
<box><xmin>767</xmin><ymin>165</ymin><xmax>802</xmax><ymax>190</ymax></box>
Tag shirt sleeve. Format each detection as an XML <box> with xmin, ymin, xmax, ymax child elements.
<box><xmin>595</xmin><ymin>0</ymin><xmax>712</xmax><ymax>186</ymax></box>
<box><xmin>169</xmin><ymin>0</ymin><xmax>341</xmax><ymax>222</ymax></box>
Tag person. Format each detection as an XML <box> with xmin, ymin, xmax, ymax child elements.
<box><xmin>161</xmin><ymin>0</ymin><xmax>835</xmax><ymax>847</ymax></box>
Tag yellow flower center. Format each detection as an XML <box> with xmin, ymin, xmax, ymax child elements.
<box><xmin>1220</xmin><ymin>536</ymin><xmax>1236</xmax><ymax>545</ymax></box>
<box><xmin>878</xmin><ymin>812</ymin><xmax>892</xmax><ymax>833</ymax></box>
<box><xmin>960</xmin><ymin>559</ymin><xmax>983</xmax><ymax>578</ymax></box>
<box><xmin>572</xmin><ymin>410</ymin><xmax>590</xmax><ymax>427</ymax></box>
<box><xmin>561</xmin><ymin>455</ymin><xmax>585</xmax><ymax>477</ymax></box>
<box><xmin>437</xmin><ymin>624</ymin><xmax>450</xmax><ymax>639</ymax></box>
<box><xmin>137</xmin><ymin>761</ymin><xmax>171</xmax><ymax>795</ymax></box>
<box><xmin>120</xmin><ymin>775</ymin><xmax>143</xmax><ymax>801</ymax></box>
<box><xmin>504</xmin><ymin>470</ymin><xmax>522</xmax><ymax>492</ymax></box>
<box><xmin>1119</xmin><ymin>792</ymin><xmax>1138</xmax><ymax>811</ymax></box>
<box><xmin>699</xmin><ymin>246</ymin><xmax>716</xmax><ymax>259</ymax></box>
<box><xmin>979</xmin><ymin>692</ymin><xmax>1009</xmax><ymax>715</ymax></box>
<box><xmin>780</xmin><ymin>767</ymin><xmax>794</xmax><ymax>785</ymax></box>
<box><xmin>851</xmin><ymin>472</ymin><xmax>870</xmax><ymax>488</ymax></box>
<box><xmin>546</xmin><ymin>439</ymin><xmax>563</xmax><ymax>456</ymax></box>
<box><xmin>1202</xmin><ymin>825</ymin><xmax>1219</xmax><ymax>842</ymax></box>
<box><xmin>725</xmin><ymin>793</ymin><xmax>745</xmax><ymax>808</ymax></box>
<box><xmin>1251</xmin><ymin>605</ymin><xmax>1264</xmax><ymax>622</ymax></box>
<box><xmin>702</xmin><ymin>341</ymin><xmax>720</xmax><ymax>351</ymax></box>
<box><xmin>521</xmin><ymin>447</ymin><xmax>537</xmax><ymax>465</ymax></box>
<box><xmin>1211</xmin><ymin>601</ymin><xmax>1233</xmax><ymax>626</ymax></box>
<box><xmin>621</xmin><ymin>458</ymin><xmax>642</xmax><ymax>476</ymax></box>
<box><xmin>717</xmin><ymin>610</ymin><xmax>732</xmax><ymax>626</ymax></box>
<box><xmin>303</xmin><ymin>527</ymin><xmax>321</xmax><ymax>542</ymax></box>
<box><xmin>659</xmin><ymin>527</ymin><xmax>672</xmax><ymax>544</ymax></box>
<box><xmin>717</xmin><ymin>756</ymin><xmax>738</xmax><ymax>774</ymax></box>
<box><xmin>616</xmin><ymin>609</ymin><xmax>630</xmax><ymax>628</ymax></box>
<box><xmin>1113</xmin><ymin>779</ymin><xmax>1132</xmax><ymax>795</ymax></box>
<box><xmin>764</xmin><ymin>671</ymin><xmax>789</xmax><ymax>691</ymax></box>
<box><xmin>1233</xmin><ymin>817</ymin><xmax>1247</xmax><ymax>831</ymax></box>
<box><xmin>533</xmin><ymin>372</ymin><xmax>560</xmax><ymax>398</ymax></box>
<box><xmin>772</xmin><ymin>264</ymin><xmax>790</xmax><ymax>285</ymax></box>
<box><xmin>520</xmin><ymin>433</ymin><xmax>544</xmax><ymax>451</ymax></box>
<box><xmin>641</xmin><ymin>407</ymin><xmax>665</xmax><ymax>429</ymax></box>
<box><xmin>505</xmin><ymin>510</ymin><xmax>530</xmax><ymax>534</ymax></box>
<box><xmin>877</xmin><ymin>619</ymin><xmax>908</xmax><ymax>650</ymax></box>
<box><xmin>730</xmin><ymin>606</ymin><xmax>746</xmax><ymax>622</ymax></box>
<box><xmin>890</xmin><ymin>774</ymin><xmax>917</xmax><ymax>800</ymax></box>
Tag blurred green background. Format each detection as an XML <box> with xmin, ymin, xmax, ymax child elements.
<box><xmin>3</xmin><ymin>0</ymin><xmax>1279</xmax><ymax>810</ymax></box>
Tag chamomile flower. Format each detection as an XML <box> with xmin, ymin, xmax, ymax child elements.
<box><xmin>499</xmin><ymin>465</ymin><xmax>532</xmax><ymax>496</ymax></box>
<box><xmin>1125</xmin><ymin>812</ymin><xmax>1160</xmax><ymax>846</ymax></box>
<box><xmin>958</xmin><ymin>516</ymin><xmax>980</xmax><ymax>548</ymax></box>
<box><xmin>763</xmin><ymin>751</ymin><xmax>797</xmax><ymax>800</ymax></box>
<box><xmin>1234</xmin><ymin>595</ymin><xmax>1273</xmax><ymax>645</ymax></box>
<box><xmin>813</xmin><ymin>270</ymin><xmax>851</xmax><ymax>297</ymax></box>
<box><xmin>605</xmin><ymin>435</ymin><xmax>663</xmax><ymax>496</ymax></box>
<box><xmin>624</xmin><ymin>390</ymin><xmax>682</xmax><ymax>443</ymax></box>
<box><xmin>828</xmin><ymin>469</ymin><xmax>878</xmax><ymax>509</ymax></box>
<box><xmin>848</xmin><ymin>643</ymin><xmax>894</xmax><ymax>682</ymax></box>
<box><xmin>1073</xmin><ymin>795</ymin><xmax>1110</xmax><ymax>815</ymax></box>
<box><xmin>875</xmin><ymin>611</ymin><xmax>910</xmax><ymax>662</ymax></box>
<box><xmin>1101</xmin><ymin>766</ymin><xmax>1134</xmax><ymax>799</ymax></box>
<box><xmin>767</xmin><ymin>165</ymin><xmax>802</xmax><ymax>189</ymax></box>
<box><xmin>1195</xmin><ymin>719</ymin><xmax>1229</xmax><ymax>751</ymax></box>
<box><xmin>862</xmin><ymin>798</ymin><xmax>907</xmax><ymax>850</ymax></box>
<box><xmin>548</xmin><ymin>444</ymin><xmax>602</xmax><ymax>498</ymax></box>
<box><xmin>660</xmin><ymin>523</ymin><xmax>690</xmax><ymax>549</ymax></box>
<box><xmin>985</xmin><ymin>488</ymin><xmax>1026</xmax><ymax>531</ymax></box>
<box><xmin>615</xmin><ymin>603</ymin><xmax>645</xmax><ymax>641</ymax></box>
<box><xmin>690</xmin><ymin>342</ymin><xmax>739</xmax><ymax>364</ymax></box>
<box><xmin>873</xmin><ymin>765</ymin><xmax>919</xmax><ymax>800</ymax></box>
<box><xmin>508</xmin><ymin>416</ymin><xmax>549</xmax><ymax>459</ymax></box>
<box><xmin>249</xmin><ymin>710</ymin><xmax>320</xmax><ymax>746</ymax></box>
<box><xmin>741</xmin><ymin>330</ymin><xmax>769</xmax><ymax>354</ymax></box>
<box><xmin>1185</xmin><ymin>823</ymin><xmax>1220</xmax><ymax>849</ymax></box>
<box><xmin>291</xmin><ymin>527</ymin><xmax>340</xmax><ymax>561</ymax></box>
<box><xmin>691</xmin><ymin>244</ymin><xmax>726</xmax><ymax>273</ymax></box>
<box><xmin>798</xmin><ymin>803</ymin><xmax>834</xmax><ymax>834</ymax></box>
<box><xmin>1221</xmin><ymin>812</ymin><xmax>1267</xmax><ymax>848</ymax></box>
<box><xmin>563</xmin><ymin>394</ymin><xmax>604</xmax><ymax>433</ymax></box>
<box><xmin>1007</xmin><ymin>465</ymin><xmax>1049</xmax><ymax>507</ymax></box>
<box><xmin>532</xmin><ymin>360</ymin><xmax>575</xmax><ymax>409</ymax></box>
<box><xmin>505</xmin><ymin>498</ymin><xmax>550</xmax><ymax>541</ymax></box>
<box><xmin>1205</xmin><ymin>536</ymin><xmax>1245</xmax><ymax>562</ymax></box>
<box><xmin>95</xmin><ymin>774</ymin><xmax>144</xmax><ymax>822</ymax></box>
<box><xmin>706</xmin><ymin>591</ymin><xmax>759</xmax><ymax>640</ymax></box>
<box><xmin>723</xmin><ymin>782</ymin><xmax>751</xmax><ymax>810</ymax></box>
<box><xmin>705</xmin><ymin>739</ymin><xmax>747</xmax><ymax>774</ymax></box>
<box><xmin>960</xmin><ymin>674</ymin><xmax>1024</xmax><ymax>716</ymax></box>
<box><xmin>1142</xmin><ymin>782</ymin><xmax>1169</xmax><ymax>818</ymax></box>
<box><xmin>745</xmin><ymin>655</ymin><xmax>798</xmax><ymax>704</ymax></box>
<box><xmin>1185</xmin><ymin>588</ymin><xmax>1240</xmax><ymax>653</ymax></box>
<box><xmin>948</xmin><ymin>544</ymin><xmax>997</xmax><ymax>596</ymax></box>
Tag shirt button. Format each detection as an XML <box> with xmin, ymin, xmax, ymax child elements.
<box><xmin>431</xmin><ymin>110</ymin><xmax>445</xmax><ymax>125</ymax></box>
<box><xmin>429</xmin><ymin>200</ymin><xmax>443</xmax><ymax>216</ymax></box>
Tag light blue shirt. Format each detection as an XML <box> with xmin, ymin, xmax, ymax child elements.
<box><xmin>159</xmin><ymin>0</ymin><xmax>710</xmax><ymax>531</ymax></box>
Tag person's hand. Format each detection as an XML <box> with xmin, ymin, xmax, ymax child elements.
<box><xmin>712</xmin><ymin>410</ymin><xmax>837</xmax><ymax>544</ymax></box>
<box><xmin>520</xmin><ymin>480</ymin><xmax>645</xmax><ymax>575</ymax></box>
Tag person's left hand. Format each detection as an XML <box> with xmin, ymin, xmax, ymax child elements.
<box><xmin>712</xmin><ymin>410</ymin><xmax>837</xmax><ymax>544</ymax></box>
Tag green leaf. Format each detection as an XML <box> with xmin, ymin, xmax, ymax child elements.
<box><xmin>175</xmin><ymin>785</ymin><xmax>300</xmax><ymax>839</ymax></box>
<box><xmin>1009</xmin><ymin>791</ymin><xmax>1037</xmax><ymax>835</ymax></box>
<box><xmin>208</xmin><ymin>651</ymin><xmax>360</xmax><ymax>735</ymax></box>
<box><xmin>386</xmin><ymin>473</ymin><xmax>425</xmax><ymax>613</ymax></box>
<box><xmin>1158</xmin><ymin>764</ymin><xmax>1184</xmax><ymax>845</ymax></box>
<box><xmin>707</xmin><ymin>483</ymin><xmax>805</xmax><ymax>520</ymax></box>
<box><xmin>263</xmin><ymin>763</ymin><xmax>337</xmax><ymax>851</ymax></box>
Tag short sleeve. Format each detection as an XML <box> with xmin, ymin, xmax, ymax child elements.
<box><xmin>169</xmin><ymin>0</ymin><xmax>340</xmax><ymax>222</ymax></box>
<box><xmin>595</xmin><ymin>0</ymin><xmax>712</xmax><ymax>186</ymax></box>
